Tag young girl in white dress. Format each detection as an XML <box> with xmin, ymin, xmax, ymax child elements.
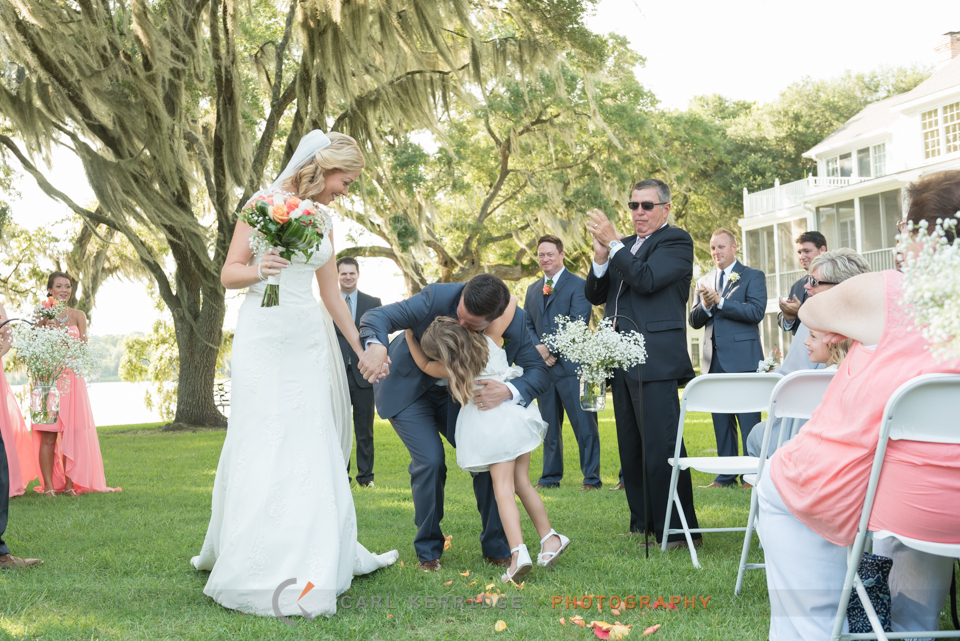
<box><xmin>405</xmin><ymin>297</ymin><xmax>570</xmax><ymax>583</ymax></box>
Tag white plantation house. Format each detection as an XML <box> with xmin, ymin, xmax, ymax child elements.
<box><xmin>738</xmin><ymin>31</ymin><xmax>960</xmax><ymax>354</ymax></box>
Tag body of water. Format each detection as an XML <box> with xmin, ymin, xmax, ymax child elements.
<box><xmin>13</xmin><ymin>381</ymin><xmax>165</xmax><ymax>427</ymax></box>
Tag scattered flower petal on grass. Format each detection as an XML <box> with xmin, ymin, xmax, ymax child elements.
<box><xmin>611</xmin><ymin>608</ymin><xmax>621</xmax><ymax>616</ymax></box>
<box><xmin>559</xmin><ymin>617</ymin><xmax>566</xmax><ymax>625</ymax></box>
<box><xmin>443</xmin><ymin>581</ymin><xmax>452</xmax><ymax>586</ymax></box>
<box><xmin>641</xmin><ymin>624</ymin><xmax>661</xmax><ymax>636</ymax></box>
<box><xmin>611</xmin><ymin>623</ymin><xmax>633</xmax><ymax>639</ymax></box>
<box><xmin>494</xmin><ymin>620</ymin><xmax>507</xmax><ymax>632</ymax></box>
<box><xmin>571</xmin><ymin>615</ymin><xmax>586</xmax><ymax>627</ymax></box>
<box><xmin>468</xmin><ymin>581</ymin><xmax>477</xmax><ymax>586</ymax></box>
<box><xmin>387</xmin><ymin>614</ymin><xmax>394</xmax><ymax>619</ymax></box>
<box><xmin>460</xmin><ymin>571</ymin><xmax>470</xmax><ymax>577</ymax></box>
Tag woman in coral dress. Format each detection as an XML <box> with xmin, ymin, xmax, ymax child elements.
<box><xmin>32</xmin><ymin>272</ymin><xmax>119</xmax><ymax>496</ymax></box>
<box><xmin>0</xmin><ymin>300</ymin><xmax>38</xmax><ymax>497</ymax></box>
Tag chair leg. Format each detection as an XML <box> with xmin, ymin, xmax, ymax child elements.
<box><xmin>671</xmin><ymin>494</ymin><xmax>701</xmax><ymax>569</ymax></box>
<box><xmin>660</xmin><ymin>463</ymin><xmax>682</xmax><ymax>553</ymax></box>
<box><xmin>831</xmin><ymin>541</ymin><xmax>869</xmax><ymax>640</ymax></box>
<box><xmin>735</xmin><ymin>487</ymin><xmax>762</xmax><ymax>595</ymax></box>
<box><xmin>854</xmin><ymin>575</ymin><xmax>890</xmax><ymax>641</ymax></box>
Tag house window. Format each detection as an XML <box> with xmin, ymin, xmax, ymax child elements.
<box><xmin>945</xmin><ymin>102</ymin><xmax>960</xmax><ymax>154</ymax></box>
<box><xmin>872</xmin><ymin>143</ymin><xmax>886</xmax><ymax>177</ymax></box>
<box><xmin>826</xmin><ymin>157</ymin><xmax>839</xmax><ymax>177</ymax></box>
<box><xmin>860</xmin><ymin>189</ymin><xmax>902</xmax><ymax>252</ymax></box>
<box><xmin>745</xmin><ymin>226</ymin><xmax>776</xmax><ymax>275</ymax></box>
<box><xmin>922</xmin><ymin>108</ymin><xmax>940</xmax><ymax>158</ymax></box>
<box><xmin>857</xmin><ymin>148</ymin><xmax>871</xmax><ymax>177</ymax></box>
<box><xmin>777</xmin><ymin>218</ymin><xmax>808</xmax><ymax>274</ymax></box>
<box><xmin>838</xmin><ymin>152</ymin><xmax>853</xmax><ymax>177</ymax></box>
<box><xmin>817</xmin><ymin>200</ymin><xmax>856</xmax><ymax>250</ymax></box>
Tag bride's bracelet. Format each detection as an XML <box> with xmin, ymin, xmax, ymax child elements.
<box><xmin>257</xmin><ymin>263</ymin><xmax>267</xmax><ymax>282</ymax></box>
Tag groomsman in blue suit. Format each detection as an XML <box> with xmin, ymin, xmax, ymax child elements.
<box><xmin>689</xmin><ymin>229</ymin><xmax>767</xmax><ymax>488</ymax></box>
<box><xmin>523</xmin><ymin>235</ymin><xmax>601</xmax><ymax>491</ymax></box>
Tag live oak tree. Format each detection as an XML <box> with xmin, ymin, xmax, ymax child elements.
<box><xmin>0</xmin><ymin>0</ymin><xmax>603</xmax><ymax>427</ymax></box>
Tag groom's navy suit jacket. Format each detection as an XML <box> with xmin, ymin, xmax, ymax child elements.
<box><xmin>358</xmin><ymin>283</ymin><xmax>550</xmax><ymax>426</ymax></box>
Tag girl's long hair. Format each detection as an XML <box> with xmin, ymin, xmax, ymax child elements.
<box><xmin>827</xmin><ymin>339</ymin><xmax>852</xmax><ymax>368</ymax></box>
<box><xmin>420</xmin><ymin>317</ymin><xmax>488</xmax><ymax>407</ymax></box>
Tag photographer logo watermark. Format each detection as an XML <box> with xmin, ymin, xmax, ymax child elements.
<box><xmin>272</xmin><ymin>578</ymin><xmax>316</xmax><ymax>627</ymax></box>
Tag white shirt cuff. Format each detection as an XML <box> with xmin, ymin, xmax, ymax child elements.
<box><xmin>592</xmin><ymin>260</ymin><xmax>609</xmax><ymax>278</ymax></box>
<box><xmin>504</xmin><ymin>382</ymin><xmax>521</xmax><ymax>405</ymax></box>
<box><xmin>702</xmin><ymin>303</ymin><xmax>713</xmax><ymax>316</ymax></box>
<box><xmin>717</xmin><ymin>297</ymin><xmax>725</xmax><ymax>310</ymax></box>
<box><xmin>364</xmin><ymin>338</ymin><xmax>383</xmax><ymax>349</ymax></box>
<box><xmin>782</xmin><ymin>318</ymin><xmax>795</xmax><ymax>329</ymax></box>
<box><xmin>609</xmin><ymin>243</ymin><xmax>625</xmax><ymax>259</ymax></box>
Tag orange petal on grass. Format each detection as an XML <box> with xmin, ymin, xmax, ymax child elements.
<box><xmin>571</xmin><ymin>615</ymin><xmax>586</xmax><ymax>627</ymax></box>
<box><xmin>443</xmin><ymin>541</ymin><xmax>452</xmax><ymax>551</ymax></box>
<box><xmin>387</xmin><ymin>614</ymin><xmax>394</xmax><ymax>619</ymax></box>
<box><xmin>641</xmin><ymin>623</ymin><xmax>661</xmax><ymax>636</ymax></box>
<box><xmin>485</xmin><ymin>583</ymin><xmax>496</xmax><ymax>591</ymax></box>
<box><xmin>399</xmin><ymin>561</ymin><xmax>404</xmax><ymax>567</ymax></box>
<box><xmin>494</xmin><ymin>620</ymin><xmax>507</xmax><ymax>632</ymax></box>
<box><xmin>512</xmin><ymin>581</ymin><xmax>525</xmax><ymax>590</ymax></box>
<box><xmin>443</xmin><ymin>581</ymin><xmax>453</xmax><ymax>586</ymax></box>
<box><xmin>559</xmin><ymin>618</ymin><xmax>566</xmax><ymax>625</ymax></box>
<box><xmin>593</xmin><ymin>629</ymin><xmax>611</xmax><ymax>640</ymax></box>
<box><xmin>610</xmin><ymin>623</ymin><xmax>633</xmax><ymax>639</ymax></box>
<box><xmin>611</xmin><ymin>608</ymin><xmax>621</xmax><ymax>616</ymax></box>
<box><xmin>460</xmin><ymin>571</ymin><xmax>470</xmax><ymax>577</ymax></box>
<box><xmin>591</xmin><ymin>621</ymin><xmax>613</xmax><ymax>631</ymax></box>
<box><xmin>468</xmin><ymin>581</ymin><xmax>477</xmax><ymax>586</ymax></box>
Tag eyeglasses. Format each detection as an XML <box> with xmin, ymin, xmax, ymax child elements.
<box><xmin>806</xmin><ymin>275</ymin><xmax>839</xmax><ymax>288</ymax></box>
<box><xmin>628</xmin><ymin>201</ymin><xmax>669</xmax><ymax>211</ymax></box>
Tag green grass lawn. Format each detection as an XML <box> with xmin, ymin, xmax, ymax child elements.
<box><xmin>0</xmin><ymin>402</ymin><xmax>774</xmax><ymax>640</ymax></box>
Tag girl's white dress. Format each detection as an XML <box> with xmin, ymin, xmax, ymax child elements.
<box><xmin>455</xmin><ymin>335</ymin><xmax>549</xmax><ymax>473</ymax></box>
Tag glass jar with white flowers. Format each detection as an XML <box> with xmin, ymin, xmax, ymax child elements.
<box><xmin>543</xmin><ymin>317</ymin><xmax>648</xmax><ymax>412</ymax></box>
<box><xmin>11</xmin><ymin>306</ymin><xmax>98</xmax><ymax>425</ymax></box>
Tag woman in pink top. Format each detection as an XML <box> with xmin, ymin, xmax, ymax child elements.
<box><xmin>757</xmin><ymin>170</ymin><xmax>960</xmax><ymax>641</ymax></box>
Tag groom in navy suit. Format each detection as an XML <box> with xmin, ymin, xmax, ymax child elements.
<box><xmin>357</xmin><ymin>274</ymin><xmax>549</xmax><ymax>571</ymax></box>
<box><xmin>689</xmin><ymin>229</ymin><xmax>767</xmax><ymax>488</ymax></box>
<box><xmin>523</xmin><ymin>235</ymin><xmax>601</xmax><ymax>490</ymax></box>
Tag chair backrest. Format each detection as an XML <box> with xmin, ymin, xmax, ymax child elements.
<box><xmin>856</xmin><ymin>374</ymin><xmax>960</xmax><ymax>541</ymax></box>
<box><xmin>770</xmin><ymin>370</ymin><xmax>837</xmax><ymax>421</ymax></box>
<box><xmin>884</xmin><ymin>374</ymin><xmax>960</xmax><ymax>444</ymax></box>
<box><xmin>681</xmin><ymin>373</ymin><xmax>782</xmax><ymax>414</ymax></box>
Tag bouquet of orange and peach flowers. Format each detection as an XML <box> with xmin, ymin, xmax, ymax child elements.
<box><xmin>240</xmin><ymin>190</ymin><xmax>330</xmax><ymax>307</ymax></box>
<box><xmin>35</xmin><ymin>297</ymin><xmax>68</xmax><ymax>321</ymax></box>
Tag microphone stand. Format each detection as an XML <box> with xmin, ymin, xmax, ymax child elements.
<box><xmin>608</xmin><ymin>314</ymin><xmax>651</xmax><ymax>559</ymax></box>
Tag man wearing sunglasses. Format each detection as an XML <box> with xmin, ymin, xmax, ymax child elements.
<box><xmin>689</xmin><ymin>229</ymin><xmax>767</xmax><ymax>488</ymax></box>
<box><xmin>584</xmin><ymin>178</ymin><xmax>701</xmax><ymax>550</ymax></box>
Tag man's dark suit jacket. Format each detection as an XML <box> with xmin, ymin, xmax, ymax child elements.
<box><xmin>524</xmin><ymin>269</ymin><xmax>592</xmax><ymax>383</ymax></box>
<box><xmin>688</xmin><ymin>262</ymin><xmax>767</xmax><ymax>374</ymax></box>
<box><xmin>358</xmin><ymin>283</ymin><xmax>550</xmax><ymax>425</ymax></box>
<box><xmin>584</xmin><ymin>225</ymin><xmax>695</xmax><ymax>385</ymax></box>
<box><xmin>777</xmin><ymin>276</ymin><xmax>808</xmax><ymax>335</ymax></box>
<box><xmin>335</xmin><ymin>290</ymin><xmax>382</xmax><ymax>388</ymax></box>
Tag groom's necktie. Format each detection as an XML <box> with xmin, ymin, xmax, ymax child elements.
<box><xmin>613</xmin><ymin>237</ymin><xmax>645</xmax><ymax>331</ymax></box>
<box><xmin>717</xmin><ymin>270</ymin><xmax>726</xmax><ymax>295</ymax></box>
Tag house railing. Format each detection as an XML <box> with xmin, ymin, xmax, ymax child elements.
<box><xmin>863</xmin><ymin>248</ymin><xmax>896</xmax><ymax>273</ymax></box>
<box><xmin>744</xmin><ymin>176</ymin><xmax>870</xmax><ymax>217</ymax></box>
<box><xmin>778</xmin><ymin>269</ymin><xmax>806</xmax><ymax>299</ymax></box>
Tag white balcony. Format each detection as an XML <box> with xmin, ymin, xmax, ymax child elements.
<box><xmin>743</xmin><ymin>176</ymin><xmax>869</xmax><ymax>217</ymax></box>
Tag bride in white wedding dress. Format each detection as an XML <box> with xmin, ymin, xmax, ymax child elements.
<box><xmin>191</xmin><ymin>130</ymin><xmax>397</xmax><ymax>617</ymax></box>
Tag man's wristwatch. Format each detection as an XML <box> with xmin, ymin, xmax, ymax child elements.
<box><xmin>608</xmin><ymin>239</ymin><xmax>624</xmax><ymax>253</ymax></box>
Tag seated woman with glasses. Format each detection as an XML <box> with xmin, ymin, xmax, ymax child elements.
<box><xmin>755</xmin><ymin>170</ymin><xmax>960</xmax><ymax>640</ymax></box>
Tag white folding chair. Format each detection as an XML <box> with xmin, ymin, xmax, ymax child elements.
<box><xmin>830</xmin><ymin>373</ymin><xmax>960</xmax><ymax>640</ymax></box>
<box><xmin>734</xmin><ymin>369</ymin><xmax>837</xmax><ymax>595</ymax></box>
<box><xmin>661</xmin><ymin>372</ymin><xmax>782</xmax><ymax>568</ymax></box>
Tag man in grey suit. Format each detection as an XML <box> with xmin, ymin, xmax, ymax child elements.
<box><xmin>335</xmin><ymin>257</ymin><xmax>381</xmax><ymax>488</ymax></box>
<box><xmin>524</xmin><ymin>235</ymin><xmax>601</xmax><ymax>491</ymax></box>
<box><xmin>777</xmin><ymin>231</ymin><xmax>827</xmax><ymax>335</ymax></box>
<box><xmin>689</xmin><ymin>229</ymin><xmax>767</xmax><ymax>488</ymax></box>
<box><xmin>357</xmin><ymin>274</ymin><xmax>549</xmax><ymax>571</ymax></box>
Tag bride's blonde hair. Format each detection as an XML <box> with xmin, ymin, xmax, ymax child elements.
<box><xmin>283</xmin><ymin>132</ymin><xmax>364</xmax><ymax>201</ymax></box>
<box><xmin>420</xmin><ymin>317</ymin><xmax>489</xmax><ymax>407</ymax></box>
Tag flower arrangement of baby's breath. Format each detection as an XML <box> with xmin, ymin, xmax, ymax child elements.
<box><xmin>897</xmin><ymin>213</ymin><xmax>960</xmax><ymax>362</ymax></box>
<box><xmin>10</xmin><ymin>318</ymin><xmax>99</xmax><ymax>390</ymax></box>
<box><xmin>542</xmin><ymin>317</ymin><xmax>647</xmax><ymax>385</ymax></box>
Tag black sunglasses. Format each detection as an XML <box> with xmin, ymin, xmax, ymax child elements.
<box><xmin>806</xmin><ymin>275</ymin><xmax>839</xmax><ymax>288</ymax></box>
<box><xmin>627</xmin><ymin>201</ymin><xmax>669</xmax><ymax>211</ymax></box>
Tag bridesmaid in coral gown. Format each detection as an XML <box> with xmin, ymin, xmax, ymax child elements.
<box><xmin>0</xmin><ymin>301</ymin><xmax>38</xmax><ymax>497</ymax></box>
<box><xmin>32</xmin><ymin>272</ymin><xmax>119</xmax><ymax>496</ymax></box>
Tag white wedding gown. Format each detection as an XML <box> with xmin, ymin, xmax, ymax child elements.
<box><xmin>191</xmin><ymin>224</ymin><xmax>397</xmax><ymax>617</ymax></box>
